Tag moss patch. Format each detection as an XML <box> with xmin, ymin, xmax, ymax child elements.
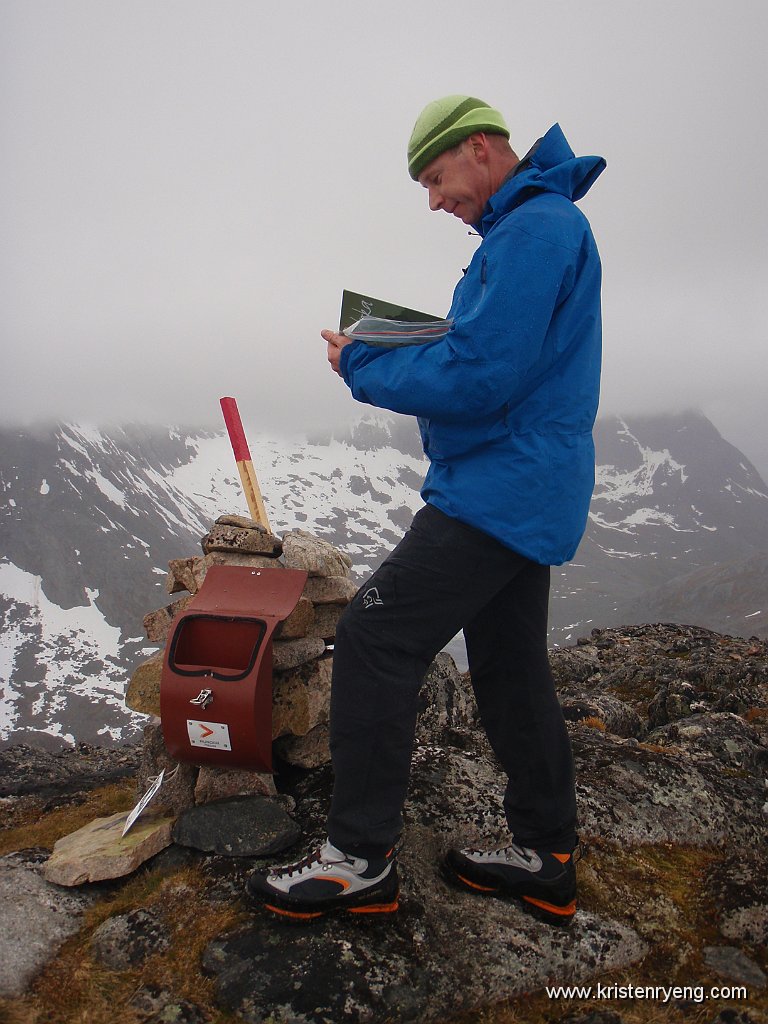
<box><xmin>2</xmin><ymin>781</ymin><xmax>766</xmax><ymax>1023</ymax></box>
<box><xmin>449</xmin><ymin>840</ymin><xmax>767</xmax><ymax>1024</ymax></box>
<box><xmin>9</xmin><ymin>863</ymin><xmax>247</xmax><ymax>1024</ymax></box>
<box><xmin>0</xmin><ymin>780</ymin><xmax>136</xmax><ymax>856</ymax></box>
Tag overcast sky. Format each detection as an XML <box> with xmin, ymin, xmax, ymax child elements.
<box><xmin>2</xmin><ymin>1</ymin><xmax>766</xmax><ymax>477</ymax></box>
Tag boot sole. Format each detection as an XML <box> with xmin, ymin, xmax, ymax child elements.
<box><xmin>247</xmin><ymin>862</ymin><xmax>400</xmax><ymax>923</ymax></box>
<box><xmin>259</xmin><ymin>892</ymin><xmax>400</xmax><ymax>922</ymax></box>
<box><xmin>441</xmin><ymin>860</ymin><xmax>576</xmax><ymax>928</ymax></box>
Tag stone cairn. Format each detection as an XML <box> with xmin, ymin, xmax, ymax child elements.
<box><xmin>125</xmin><ymin>515</ymin><xmax>357</xmax><ymax>815</ymax></box>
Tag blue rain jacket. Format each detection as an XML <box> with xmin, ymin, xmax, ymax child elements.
<box><xmin>339</xmin><ymin>124</ymin><xmax>605</xmax><ymax>565</ymax></box>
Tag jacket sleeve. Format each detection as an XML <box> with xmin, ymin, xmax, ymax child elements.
<box><xmin>340</xmin><ymin>221</ymin><xmax>576</xmax><ymax>424</ymax></box>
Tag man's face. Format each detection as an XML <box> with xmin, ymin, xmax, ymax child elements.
<box><xmin>417</xmin><ymin>138</ymin><xmax>491</xmax><ymax>226</ymax></box>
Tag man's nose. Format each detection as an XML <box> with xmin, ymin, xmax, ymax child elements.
<box><xmin>428</xmin><ymin>188</ymin><xmax>444</xmax><ymax>212</ymax></box>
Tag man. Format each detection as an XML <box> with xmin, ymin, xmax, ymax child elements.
<box><xmin>248</xmin><ymin>95</ymin><xmax>605</xmax><ymax>927</ymax></box>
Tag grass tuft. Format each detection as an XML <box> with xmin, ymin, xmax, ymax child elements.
<box><xmin>580</xmin><ymin>716</ymin><xmax>607</xmax><ymax>731</ymax></box>
<box><xmin>19</xmin><ymin>864</ymin><xmax>247</xmax><ymax>1024</ymax></box>
<box><xmin>3</xmin><ymin>781</ymin><xmax>766</xmax><ymax>1024</ymax></box>
<box><xmin>0</xmin><ymin>780</ymin><xmax>136</xmax><ymax>856</ymax></box>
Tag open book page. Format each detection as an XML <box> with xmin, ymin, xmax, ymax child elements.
<box><xmin>339</xmin><ymin>289</ymin><xmax>452</xmax><ymax>347</ymax></box>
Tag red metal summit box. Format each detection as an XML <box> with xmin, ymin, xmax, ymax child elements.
<box><xmin>160</xmin><ymin>564</ymin><xmax>308</xmax><ymax>772</ymax></box>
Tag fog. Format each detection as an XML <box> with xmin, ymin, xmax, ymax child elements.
<box><xmin>2</xmin><ymin>0</ymin><xmax>766</xmax><ymax>477</ymax></box>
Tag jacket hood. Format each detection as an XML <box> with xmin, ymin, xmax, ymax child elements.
<box><xmin>477</xmin><ymin>123</ymin><xmax>606</xmax><ymax>236</ymax></box>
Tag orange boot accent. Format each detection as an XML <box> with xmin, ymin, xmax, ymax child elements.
<box><xmin>347</xmin><ymin>898</ymin><xmax>400</xmax><ymax>915</ymax></box>
<box><xmin>264</xmin><ymin>904</ymin><xmax>323</xmax><ymax>920</ymax></box>
<box><xmin>552</xmin><ymin>852</ymin><xmax>572</xmax><ymax>864</ymax></box>
<box><xmin>522</xmin><ymin>895</ymin><xmax>576</xmax><ymax>917</ymax></box>
<box><xmin>456</xmin><ymin>872</ymin><xmax>498</xmax><ymax>893</ymax></box>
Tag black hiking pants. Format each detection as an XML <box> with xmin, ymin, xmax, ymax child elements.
<box><xmin>326</xmin><ymin>503</ymin><xmax>578</xmax><ymax>858</ymax></box>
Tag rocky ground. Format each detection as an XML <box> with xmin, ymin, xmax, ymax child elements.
<box><xmin>0</xmin><ymin>623</ymin><xmax>767</xmax><ymax>1024</ymax></box>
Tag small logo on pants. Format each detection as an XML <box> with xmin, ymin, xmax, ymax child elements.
<box><xmin>362</xmin><ymin>587</ymin><xmax>384</xmax><ymax>609</ymax></box>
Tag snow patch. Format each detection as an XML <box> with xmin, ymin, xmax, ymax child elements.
<box><xmin>88</xmin><ymin>470</ymin><xmax>127</xmax><ymax>508</ymax></box>
<box><xmin>0</xmin><ymin>559</ymin><xmax>130</xmax><ymax>743</ymax></box>
<box><xmin>595</xmin><ymin>421</ymin><xmax>688</xmax><ymax>502</ymax></box>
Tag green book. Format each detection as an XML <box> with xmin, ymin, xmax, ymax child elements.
<box><xmin>339</xmin><ymin>289</ymin><xmax>452</xmax><ymax>347</ymax></box>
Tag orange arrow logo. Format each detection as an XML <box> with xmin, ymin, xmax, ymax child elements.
<box><xmin>198</xmin><ymin>724</ymin><xmax>215</xmax><ymax>739</ymax></box>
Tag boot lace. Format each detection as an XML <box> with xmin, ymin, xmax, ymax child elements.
<box><xmin>467</xmin><ymin>842</ymin><xmax>534</xmax><ymax>862</ymax></box>
<box><xmin>270</xmin><ymin>843</ymin><xmax>348</xmax><ymax>879</ymax></box>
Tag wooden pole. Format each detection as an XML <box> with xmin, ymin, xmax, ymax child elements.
<box><xmin>219</xmin><ymin>397</ymin><xmax>271</xmax><ymax>532</ymax></box>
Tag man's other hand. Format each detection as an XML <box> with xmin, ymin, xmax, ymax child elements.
<box><xmin>322</xmin><ymin>330</ymin><xmax>354</xmax><ymax>376</ymax></box>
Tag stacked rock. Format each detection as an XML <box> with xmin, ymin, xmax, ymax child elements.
<box><xmin>125</xmin><ymin>515</ymin><xmax>358</xmax><ymax>812</ymax></box>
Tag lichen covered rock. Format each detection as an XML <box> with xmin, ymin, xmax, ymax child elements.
<box><xmin>89</xmin><ymin>908</ymin><xmax>170</xmax><ymax>969</ymax></box>
<box><xmin>0</xmin><ymin>852</ymin><xmax>92</xmax><ymax>997</ymax></box>
<box><xmin>202</xmin><ymin>743</ymin><xmax>649</xmax><ymax>1024</ymax></box>
<box><xmin>281</xmin><ymin>529</ymin><xmax>352</xmax><ymax>577</ymax></box>
<box><xmin>172</xmin><ymin>795</ymin><xmax>300</xmax><ymax>857</ymax></box>
<box><xmin>646</xmin><ymin>711</ymin><xmax>767</xmax><ymax>772</ymax></box>
<box><xmin>272</xmin><ymin>656</ymin><xmax>332</xmax><ymax>739</ymax></box>
<box><xmin>42</xmin><ymin>810</ymin><xmax>174</xmax><ymax>886</ymax></box>
<box><xmin>572</xmin><ymin>728</ymin><xmax>765</xmax><ymax>847</ymax></box>
<box><xmin>125</xmin><ymin>649</ymin><xmax>163</xmax><ymax>716</ymax></box>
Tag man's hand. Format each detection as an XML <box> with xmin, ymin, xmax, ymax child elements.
<box><xmin>322</xmin><ymin>329</ymin><xmax>354</xmax><ymax>376</ymax></box>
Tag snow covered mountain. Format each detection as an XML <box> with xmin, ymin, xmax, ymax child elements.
<box><xmin>550</xmin><ymin>413</ymin><xmax>768</xmax><ymax>642</ymax></box>
<box><xmin>1</xmin><ymin>411</ymin><xmax>767</xmax><ymax>749</ymax></box>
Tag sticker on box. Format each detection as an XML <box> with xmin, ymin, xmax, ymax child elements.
<box><xmin>187</xmin><ymin>719</ymin><xmax>232</xmax><ymax>751</ymax></box>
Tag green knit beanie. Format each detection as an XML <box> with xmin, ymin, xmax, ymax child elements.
<box><xmin>407</xmin><ymin>95</ymin><xmax>510</xmax><ymax>180</ymax></box>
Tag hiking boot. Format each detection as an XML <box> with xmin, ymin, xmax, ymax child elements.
<box><xmin>443</xmin><ymin>840</ymin><xmax>578</xmax><ymax>927</ymax></box>
<box><xmin>246</xmin><ymin>839</ymin><xmax>400</xmax><ymax>920</ymax></box>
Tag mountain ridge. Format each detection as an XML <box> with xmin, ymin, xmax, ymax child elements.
<box><xmin>1</xmin><ymin>409</ymin><xmax>766</xmax><ymax>749</ymax></box>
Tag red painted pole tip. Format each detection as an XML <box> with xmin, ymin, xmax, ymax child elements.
<box><xmin>220</xmin><ymin>396</ymin><xmax>252</xmax><ymax>462</ymax></box>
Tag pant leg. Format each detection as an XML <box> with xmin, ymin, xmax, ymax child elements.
<box><xmin>327</xmin><ymin>504</ymin><xmax>528</xmax><ymax>857</ymax></box>
<box><xmin>464</xmin><ymin>562</ymin><xmax>578</xmax><ymax>852</ymax></box>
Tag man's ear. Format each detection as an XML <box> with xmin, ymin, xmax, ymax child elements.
<box><xmin>467</xmin><ymin>132</ymin><xmax>490</xmax><ymax>163</ymax></box>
